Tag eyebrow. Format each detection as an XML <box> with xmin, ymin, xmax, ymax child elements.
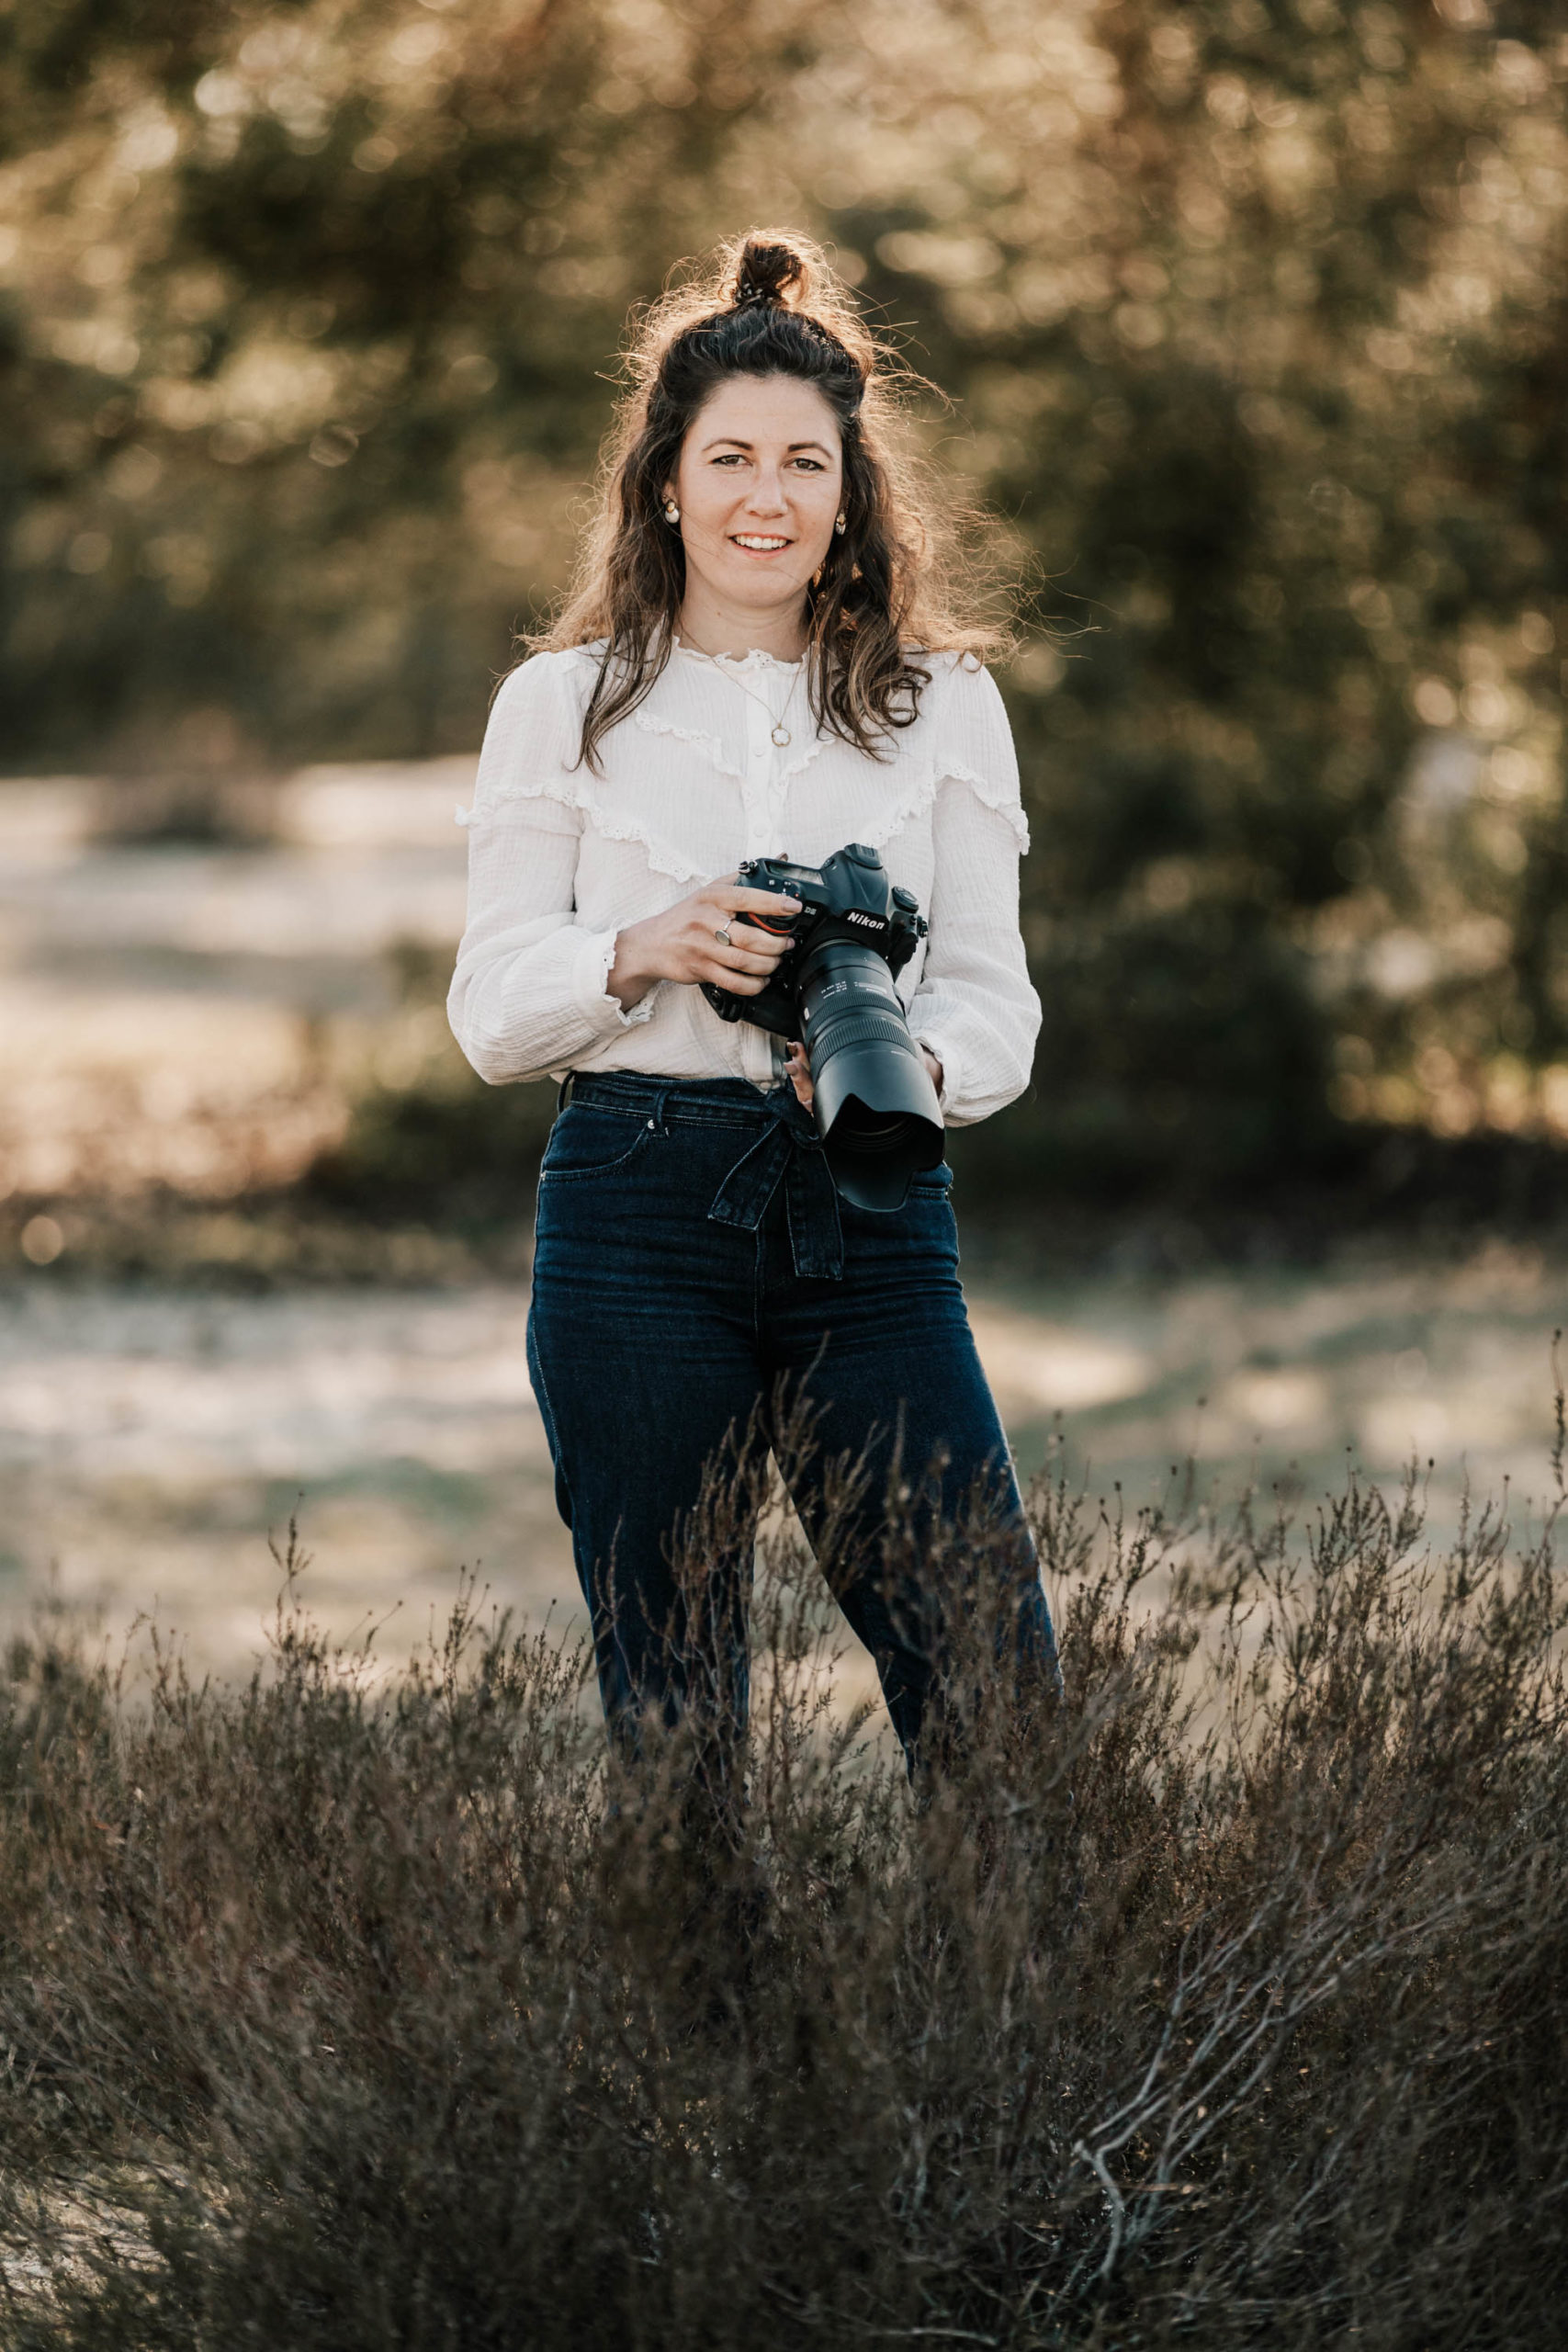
<box><xmin>699</xmin><ymin>436</ymin><xmax>835</xmax><ymax>456</ymax></box>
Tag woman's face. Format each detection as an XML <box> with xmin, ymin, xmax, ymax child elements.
<box><xmin>667</xmin><ymin>374</ymin><xmax>843</xmax><ymax>626</ymax></box>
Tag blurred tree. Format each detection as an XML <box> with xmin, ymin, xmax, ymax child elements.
<box><xmin>0</xmin><ymin>0</ymin><xmax>836</xmax><ymax>764</ymax></box>
<box><xmin>810</xmin><ymin>0</ymin><xmax>1568</xmax><ymax>1192</ymax></box>
<box><xmin>1</xmin><ymin>0</ymin><xmax>1564</xmax><ymax>1202</ymax></box>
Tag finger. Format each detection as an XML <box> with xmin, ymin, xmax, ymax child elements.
<box><xmin>709</xmin><ymin>940</ymin><xmax>782</xmax><ymax>977</ymax></box>
<box><xmin>721</xmin><ymin>875</ymin><xmax>804</xmax><ymax>902</ymax></box>
<box><xmin>725</xmin><ymin>917</ymin><xmax>795</xmax><ymax>952</ymax></box>
<box><xmin>701</xmin><ymin>922</ymin><xmax>789</xmax><ymax>967</ymax></box>
<box><xmin>721</xmin><ymin>887</ymin><xmax>805</xmax><ymax>922</ymax></box>
<box><xmin>698</xmin><ymin>904</ymin><xmax>792</xmax><ymax>944</ymax></box>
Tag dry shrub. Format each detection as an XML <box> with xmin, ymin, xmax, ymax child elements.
<box><xmin>0</xmin><ymin>1419</ymin><xmax>1565</xmax><ymax>2349</ymax></box>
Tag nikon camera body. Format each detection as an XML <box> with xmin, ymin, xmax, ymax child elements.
<box><xmin>700</xmin><ymin>842</ymin><xmax>943</xmax><ymax>1213</ymax></box>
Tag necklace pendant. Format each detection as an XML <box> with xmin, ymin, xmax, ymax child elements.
<box><xmin>771</xmin><ymin>723</ymin><xmax>792</xmax><ymax>748</ymax></box>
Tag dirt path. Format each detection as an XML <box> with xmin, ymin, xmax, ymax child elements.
<box><xmin>3</xmin><ymin>1247</ymin><xmax>1561</xmax><ymax>1681</ymax></box>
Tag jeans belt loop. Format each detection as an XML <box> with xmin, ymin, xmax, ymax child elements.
<box><xmin>556</xmin><ymin>1069</ymin><xmax>575</xmax><ymax>1116</ymax></box>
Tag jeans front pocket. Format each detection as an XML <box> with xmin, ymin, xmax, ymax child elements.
<box><xmin>538</xmin><ymin>1104</ymin><xmax>659</xmax><ymax>1185</ymax></box>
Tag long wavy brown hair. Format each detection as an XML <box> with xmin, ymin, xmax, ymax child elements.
<box><xmin>526</xmin><ymin>230</ymin><xmax>1007</xmax><ymax>774</ymax></box>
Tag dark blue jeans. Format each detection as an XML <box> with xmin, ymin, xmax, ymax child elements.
<box><xmin>525</xmin><ymin>1070</ymin><xmax>1059</xmax><ymax>1789</ymax></box>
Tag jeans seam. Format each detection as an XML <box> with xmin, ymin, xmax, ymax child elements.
<box><xmin>751</xmin><ymin>1214</ymin><xmax>765</xmax><ymax>1351</ymax></box>
<box><xmin>525</xmin><ymin>1302</ymin><xmax>573</xmax><ymax>1536</ymax></box>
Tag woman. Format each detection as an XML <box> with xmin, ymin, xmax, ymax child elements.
<box><xmin>448</xmin><ymin>231</ymin><xmax>1058</xmax><ymax>1805</ymax></box>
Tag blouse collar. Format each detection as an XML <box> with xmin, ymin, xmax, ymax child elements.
<box><xmin>672</xmin><ymin>637</ymin><xmax>805</xmax><ymax>676</ymax></box>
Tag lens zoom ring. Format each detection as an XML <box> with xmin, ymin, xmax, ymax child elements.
<box><xmin>814</xmin><ymin>1012</ymin><xmax>916</xmax><ymax>1056</ymax></box>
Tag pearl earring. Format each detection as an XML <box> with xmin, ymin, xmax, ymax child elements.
<box><xmin>663</xmin><ymin>499</ymin><xmax>680</xmax><ymax>525</ymax></box>
<box><xmin>834</xmin><ymin>512</ymin><xmax>846</xmax><ymax>534</ymax></box>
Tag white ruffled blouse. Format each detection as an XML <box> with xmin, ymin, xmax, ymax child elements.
<box><xmin>446</xmin><ymin>640</ymin><xmax>1041</xmax><ymax>1127</ymax></box>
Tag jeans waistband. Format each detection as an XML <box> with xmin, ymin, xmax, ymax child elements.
<box><xmin>558</xmin><ymin>1069</ymin><xmax>843</xmax><ymax>1280</ymax></box>
<box><xmin>558</xmin><ymin>1069</ymin><xmax>791</xmax><ymax>1129</ymax></box>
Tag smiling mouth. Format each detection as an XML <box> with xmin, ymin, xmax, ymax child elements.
<box><xmin>730</xmin><ymin>534</ymin><xmax>793</xmax><ymax>552</ymax></box>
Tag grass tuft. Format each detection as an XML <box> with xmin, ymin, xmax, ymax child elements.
<box><xmin>0</xmin><ymin>1442</ymin><xmax>1565</xmax><ymax>2348</ymax></box>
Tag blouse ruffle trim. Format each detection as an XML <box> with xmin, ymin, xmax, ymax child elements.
<box><xmin>672</xmin><ymin>643</ymin><xmax>804</xmax><ymax>678</ymax></box>
<box><xmin>455</xmin><ymin>775</ymin><xmax>708</xmax><ymax>885</ymax></box>
<box><xmin>945</xmin><ymin>762</ymin><xmax>1031</xmax><ymax>854</ymax></box>
<box><xmin>833</xmin><ymin>759</ymin><xmax>1030</xmax><ymax>858</ymax></box>
<box><xmin>624</xmin><ymin>709</ymin><xmax>834</xmax><ymax>790</ymax></box>
<box><xmin>456</xmin><ymin>760</ymin><xmax>1026</xmax><ymax>863</ymax></box>
<box><xmin>777</xmin><ymin>732</ymin><xmax>829</xmax><ymax>784</ymax></box>
<box><xmin>629</xmin><ymin>710</ymin><xmax>742</xmax><ymax>781</ymax></box>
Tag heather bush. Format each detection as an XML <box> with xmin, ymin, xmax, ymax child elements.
<box><xmin>0</xmin><ymin>1419</ymin><xmax>1565</xmax><ymax>2348</ymax></box>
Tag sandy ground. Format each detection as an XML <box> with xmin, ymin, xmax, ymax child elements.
<box><xmin>3</xmin><ymin>1249</ymin><xmax>1562</xmax><ymax>1688</ymax></box>
<box><xmin>2</xmin><ymin>769</ymin><xmax>1563</xmax><ymax>1688</ymax></box>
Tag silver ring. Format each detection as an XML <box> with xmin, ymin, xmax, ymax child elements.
<box><xmin>715</xmin><ymin>922</ymin><xmax>732</xmax><ymax>946</ymax></box>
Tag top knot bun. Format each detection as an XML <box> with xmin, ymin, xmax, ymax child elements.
<box><xmin>731</xmin><ymin>237</ymin><xmax>808</xmax><ymax>311</ymax></box>
<box><xmin>627</xmin><ymin>226</ymin><xmax>878</xmax><ymax>396</ymax></box>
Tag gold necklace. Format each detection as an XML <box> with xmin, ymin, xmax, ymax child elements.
<box><xmin>683</xmin><ymin>643</ymin><xmax>800</xmax><ymax>748</ymax></box>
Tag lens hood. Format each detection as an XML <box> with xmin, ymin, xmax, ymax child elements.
<box><xmin>813</xmin><ymin>1040</ymin><xmax>944</xmax><ymax>1212</ymax></box>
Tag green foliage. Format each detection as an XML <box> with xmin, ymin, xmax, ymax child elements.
<box><xmin>4</xmin><ymin>0</ymin><xmax>1566</xmax><ymax>1193</ymax></box>
<box><xmin>967</xmin><ymin>901</ymin><xmax>1335</xmax><ymax>1200</ymax></box>
<box><xmin>307</xmin><ymin>1046</ymin><xmax>557</xmax><ymax>1223</ymax></box>
<box><xmin>1</xmin><ymin>1449</ymin><xmax>1567</xmax><ymax>2345</ymax></box>
<box><xmin>303</xmin><ymin>938</ymin><xmax>558</xmax><ymax>1223</ymax></box>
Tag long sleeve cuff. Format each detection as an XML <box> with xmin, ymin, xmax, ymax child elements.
<box><xmin>570</xmin><ymin>925</ymin><xmax>661</xmax><ymax>1031</ymax></box>
<box><xmin>913</xmin><ymin>1029</ymin><xmax>962</xmax><ymax>1125</ymax></box>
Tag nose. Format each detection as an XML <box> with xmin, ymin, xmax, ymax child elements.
<box><xmin>745</xmin><ymin>469</ymin><xmax>789</xmax><ymax>515</ymax></box>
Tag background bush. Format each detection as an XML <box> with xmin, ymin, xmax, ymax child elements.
<box><xmin>1</xmin><ymin>1444</ymin><xmax>1566</xmax><ymax>2346</ymax></box>
<box><xmin>5</xmin><ymin>0</ymin><xmax>1567</xmax><ymax>1199</ymax></box>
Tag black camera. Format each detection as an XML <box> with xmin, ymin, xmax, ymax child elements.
<box><xmin>701</xmin><ymin>842</ymin><xmax>943</xmax><ymax>1212</ymax></box>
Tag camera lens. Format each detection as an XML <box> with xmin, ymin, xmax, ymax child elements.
<box><xmin>796</xmin><ymin>938</ymin><xmax>942</xmax><ymax>1211</ymax></box>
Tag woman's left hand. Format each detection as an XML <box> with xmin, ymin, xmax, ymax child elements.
<box><xmin>783</xmin><ymin>1042</ymin><xmax>943</xmax><ymax>1110</ymax></box>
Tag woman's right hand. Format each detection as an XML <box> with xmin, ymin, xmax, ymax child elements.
<box><xmin>607</xmin><ymin>875</ymin><xmax>802</xmax><ymax>1011</ymax></box>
